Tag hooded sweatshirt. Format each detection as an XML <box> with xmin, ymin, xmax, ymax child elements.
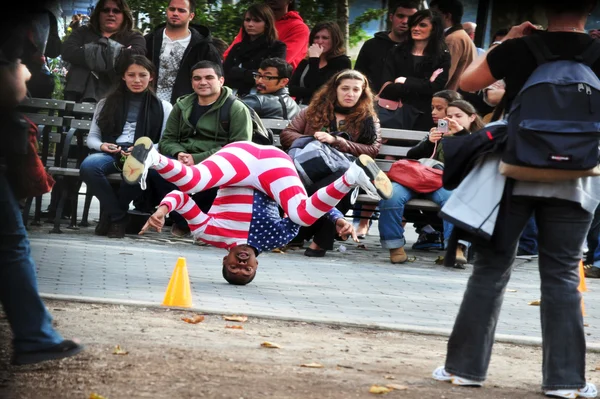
<box><xmin>354</xmin><ymin>31</ymin><xmax>403</xmax><ymax>93</ymax></box>
<box><xmin>223</xmin><ymin>11</ymin><xmax>309</xmax><ymax>70</ymax></box>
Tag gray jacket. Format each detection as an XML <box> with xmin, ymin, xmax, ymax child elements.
<box><xmin>240</xmin><ymin>87</ymin><xmax>300</xmax><ymax>120</ymax></box>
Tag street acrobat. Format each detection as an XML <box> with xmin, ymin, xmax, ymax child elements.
<box><xmin>123</xmin><ymin>137</ymin><xmax>392</xmax><ymax>285</ymax></box>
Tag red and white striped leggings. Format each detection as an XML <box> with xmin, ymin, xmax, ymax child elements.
<box><xmin>154</xmin><ymin>142</ymin><xmax>352</xmax><ymax>227</ymax></box>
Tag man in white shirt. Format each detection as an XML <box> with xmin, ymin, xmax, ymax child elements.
<box><xmin>145</xmin><ymin>0</ymin><xmax>222</xmax><ymax>104</ymax></box>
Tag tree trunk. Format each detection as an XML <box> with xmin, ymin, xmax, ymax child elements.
<box><xmin>381</xmin><ymin>0</ymin><xmax>388</xmax><ymax>31</ymax></box>
<box><xmin>336</xmin><ymin>0</ymin><xmax>349</xmax><ymax>51</ymax></box>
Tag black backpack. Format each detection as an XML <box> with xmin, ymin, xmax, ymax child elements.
<box><xmin>499</xmin><ymin>35</ymin><xmax>600</xmax><ymax>182</ymax></box>
<box><xmin>219</xmin><ymin>95</ymin><xmax>274</xmax><ymax>145</ymax></box>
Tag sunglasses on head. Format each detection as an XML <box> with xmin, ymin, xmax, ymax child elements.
<box><xmin>101</xmin><ymin>7</ymin><xmax>122</xmax><ymax>14</ymax></box>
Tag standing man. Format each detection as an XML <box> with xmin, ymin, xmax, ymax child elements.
<box><xmin>224</xmin><ymin>0</ymin><xmax>309</xmax><ymax>71</ymax></box>
<box><xmin>149</xmin><ymin>60</ymin><xmax>252</xmax><ymax>236</ymax></box>
<box><xmin>241</xmin><ymin>57</ymin><xmax>300</xmax><ymax>120</ymax></box>
<box><xmin>429</xmin><ymin>0</ymin><xmax>476</xmax><ymax>91</ymax></box>
<box><xmin>145</xmin><ymin>0</ymin><xmax>222</xmax><ymax>104</ymax></box>
<box><xmin>462</xmin><ymin>21</ymin><xmax>485</xmax><ymax>56</ymax></box>
<box><xmin>354</xmin><ymin>0</ymin><xmax>419</xmax><ymax>93</ymax></box>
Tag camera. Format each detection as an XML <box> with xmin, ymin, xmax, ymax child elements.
<box><xmin>437</xmin><ymin>119</ymin><xmax>449</xmax><ymax>135</ymax></box>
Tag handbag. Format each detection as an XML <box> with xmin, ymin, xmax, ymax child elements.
<box><xmin>387</xmin><ymin>159</ymin><xmax>443</xmax><ymax>193</ymax></box>
<box><xmin>288</xmin><ymin>133</ymin><xmax>356</xmax><ymax>187</ymax></box>
<box><xmin>374</xmin><ymin>82</ymin><xmax>423</xmax><ymax>129</ymax></box>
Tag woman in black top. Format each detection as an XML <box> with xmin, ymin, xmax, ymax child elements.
<box><xmin>223</xmin><ymin>3</ymin><xmax>286</xmax><ymax>96</ymax></box>
<box><xmin>289</xmin><ymin>21</ymin><xmax>352</xmax><ymax>105</ymax></box>
<box><xmin>379</xmin><ymin>9</ymin><xmax>451</xmax><ymax>131</ymax></box>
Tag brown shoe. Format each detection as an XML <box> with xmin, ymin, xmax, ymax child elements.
<box><xmin>107</xmin><ymin>217</ymin><xmax>128</xmax><ymax>239</ymax></box>
<box><xmin>390</xmin><ymin>247</ymin><xmax>408</xmax><ymax>264</ymax></box>
<box><xmin>171</xmin><ymin>224</ymin><xmax>191</xmax><ymax>237</ymax></box>
<box><xmin>455</xmin><ymin>245</ymin><xmax>467</xmax><ymax>265</ymax></box>
<box><xmin>584</xmin><ymin>264</ymin><xmax>600</xmax><ymax>278</ymax></box>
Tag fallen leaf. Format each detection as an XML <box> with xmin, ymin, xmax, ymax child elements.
<box><xmin>337</xmin><ymin>364</ymin><xmax>353</xmax><ymax>369</ymax></box>
<box><xmin>595</xmin><ymin>365</ymin><xmax>600</xmax><ymax>371</ymax></box>
<box><xmin>434</xmin><ymin>256</ymin><xmax>445</xmax><ymax>265</ymax></box>
<box><xmin>585</xmin><ymin>323</ymin><xmax>590</xmax><ymax>327</ymax></box>
<box><xmin>261</xmin><ymin>341</ymin><xmax>282</xmax><ymax>349</ymax></box>
<box><xmin>226</xmin><ymin>325</ymin><xmax>244</xmax><ymax>330</ymax></box>
<box><xmin>369</xmin><ymin>385</ymin><xmax>392</xmax><ymax>394</ymax></box>
<box><xmin>89</xmin><ymin>394</ymin><xmax>107</xmax><ymax>399</ymax></box>
<box><xmin>112</xmin><ymin>345</ymin><xmax>128</xmax><ymax>355</ymax></box>
<box><xmin>357</xmin><ymin>244</ymin><xmax>368</xmax><ymax>250</ymax></box>
<box><xmin>223</xmin><ymin>315</ymin><xmax>248</xmax><ymax>322</ymax></box>
<box><xmin>528</xmin><ymin>299</ymin><xmax>541</xmax><ymax>306</ymax></box>
<box><xmin>383</xmin><ymin>375</ymin><xmax>395</xmax><ymax>380</ymax></box>
<box><xmin>507</xmin><ymin>289</ymin><xmax>517</xmax><ymax>292</ymax></box>
<box><xmin>271</xmin><ymin>248</ymin><xmax>285</xmax><ymax>253</ymax></box>
<box><xmin>181</xmin><ymin>315</ymin><xmax>205</xmax><ymax>324</ymax></box>
<box><xmin>300</xmin><ymin>362</ymin><xmax>324</xmax><ymax>368</ymax></box>
<box><xmin>386</xmin><ymin>384</ymin><xmax>408</xmax><ymax>390</ymax></box>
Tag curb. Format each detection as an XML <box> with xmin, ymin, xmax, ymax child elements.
<box><xmin>41</xmin><ymin>293</ymin><xmax>600</xmax><ymax>353</ymax></box>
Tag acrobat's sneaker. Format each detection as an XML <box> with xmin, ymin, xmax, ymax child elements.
<box><xmin>432</xmin><ymin>366</ymin><xmax>483</xmax><ymax>387</ymax></box>
<box><xmin>545</xmin><ymin>383</ymin><xmax>598</xmax><ymax>398</ymax></box>
<box><xmin>345</xmin><ymin>155</ymin><xmax>393</xmax><ymax>200</ymax></box>
<box><xmin>122</xmin><ymin>137</ymin><xmax>159</xmax><ymax>190</ymax></box>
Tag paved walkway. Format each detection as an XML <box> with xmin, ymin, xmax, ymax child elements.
<box><xmin>27</xmin><ymin>197</ymin><xmax>600</xmax><ymax>346</ymax></box>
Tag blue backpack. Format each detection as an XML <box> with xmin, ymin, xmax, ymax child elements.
<box><xmin>499</xmin><ymin>35</ymin><xmax>600</xmax><ymax>182</ymax></box>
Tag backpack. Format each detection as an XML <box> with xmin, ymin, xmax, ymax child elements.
<box><xmin>219</xmin><ymin>95</ymin><xmax>274</xmax><ymax>145</ymax></box>
<box><xmin>499</xmin><ymin>35</ymin><xmax>600</xmax><ymax>182</ymax></box>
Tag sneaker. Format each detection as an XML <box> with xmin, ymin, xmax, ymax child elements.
<box><xmin>390</xmin><ymin>247</ymin><xmax>408</xmax><ymax>264</ymax></box>
<box><xmin>412</xmin><ymin>231</ymin><xmax>443</xmax><ymax>250</ymax></box>
<box><xmin>122</xmin><ymin>137</ymin><xmax>159</xmax><ymax>190</ymax></box>
<box><xmin>545</xmin><ymin>382</ymin><xmax>598</xmax><ymax>398</ymax></box>
<box><xmin>12</xmin><ymin>340</ymin><xmax>84</xmax><ymax>366</ymax></box>
<box><xmin>432</xmin><ymin>366</ymin><xmax>483</xmax><ymax>387</ymax></box>
<box><xmin>345</xmin><ymin>155</ymin><xmax>393</xmax><ymax>200</ymax></box>
<box><xmin>584</xmin><ymin>265</ymin><xmax>600</xmax><ymax>279</ymax></box>
<box><xmin>455</xmin><ymin>245</ymin><xmax>467</xmax><ymax>265</ymax></box>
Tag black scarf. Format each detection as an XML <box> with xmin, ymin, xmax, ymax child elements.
<box><xmin>101</xmin><ymin>90</ymin><xmax>164</xmax><ymax>144</ymax></box>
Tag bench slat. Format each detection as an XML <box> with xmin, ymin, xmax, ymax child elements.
<box><xmin>70</xmin><ymin>119</ymin><xmax>93</xmax><ymax>130</ymax></box>
<box><xmin>378</xmin><ymin>144</ymin><xmax>410</xmax><ymax>157</ymax></box>
<box><xmin>20</xmin><ymin>98</ymin><xmax>72</xmax><ymax>111</ymax></box>
<box><xmin>355</xmin><ymin>194</ymin><xmax>440</xmax><ymax>210</ymax></box>
<box><xmin>72</xmin><ymin>103</ymin><xmax>97</xmax><ymax>115</ymax></box>
<box><xmin>23</xmin><ymin>113</ymin><xmax>64</xmax><ymax>127</ymax></box>
<box><xmin>380</xmin><ymin>128</ymin><xmax>427</xmax><ymax>141</ymax></box>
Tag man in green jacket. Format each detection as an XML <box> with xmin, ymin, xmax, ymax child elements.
<box><xmin>150</xmin><ymin>60</ymin><xmax>252</xmax><ymax>236</ymax></box>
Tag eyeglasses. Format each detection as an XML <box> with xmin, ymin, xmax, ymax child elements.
<box><xmin>101</xmin><ymin>7</ymin><xmax>122</xmax><ymax>14</ymax></box>
<box><xmin>252</xmin><ymin>73</ymin><xmax>282</xmax><ymax>81</ymax></box>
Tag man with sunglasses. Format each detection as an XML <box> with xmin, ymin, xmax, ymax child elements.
<box><xmin>241</xmin><ymin>57</ymin><xmax>300</xmax><ymax>120</ymax></box>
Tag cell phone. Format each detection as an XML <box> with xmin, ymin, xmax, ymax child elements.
<box><xmin>437</xmin><ymin>119</ymin><xmax>449</xmax><ymax>135</ymax></box>
<box><xmin>108</xmin><ymin>144</ymin><xmax>119</xmax><ymax>150</ymax></box>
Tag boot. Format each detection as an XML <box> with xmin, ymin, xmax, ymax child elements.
<box><xmin>455</xmin><ymin>244</ymin><xmax>467</xmax><ymax>265</ymax></box>
<box><xmin>390</xmin><ymin>247</ymin><xmax>408</xmax><ymax>264</ymax></box>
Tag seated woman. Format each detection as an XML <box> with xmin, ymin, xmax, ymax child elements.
<box><xmin>223</xmin><ymin>3</ymin><xmax>286</xmax><ymax>96</ymax></box>
<box><xmin>379</xmin><ymin>9</ymin><xmax>451</xmax><ymax>131</ymax></box>
<box><xmin>378</xmin><ymin>99</ymin><xmax>484</xmax><ymax>265</ymax></box>
<box><xmin>80</xmin><ymin>55</ymin><xmax>172</xmax><ymax>238</ymax></box>
<box><xmin>281</xmin><ymin>69</ymin><xmax>381</xmax><ymax>257</ymax></box>
<box><xmin>288</xmin><ymin>22</ymin><xmax>351</xmax><ymax>105</ymax></box>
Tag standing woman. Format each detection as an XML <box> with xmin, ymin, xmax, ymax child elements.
<box><xmin>80</xmin><ymin>55</ymin><xmax>173</xmax><ymax>238</ymax></box>
<box><xmin>281</xmin><ymin>70</ymin><xmax>381</xmax><ymax>257</ymax></box>
<box><xmin>61</xmin><ymin>0</ymin><xmax>146</xmax><ymax>102</ymax></box>
<box><xmin>223</xmin><ymin>3</ymin><xmax>286</xmax><ymax>96</ymax></box>
<box><xmin>289</xmin><ymin>21</ymin><xmax>351</xmax><ymax>105</ymax></box>
<box><xmin>379</xmin><ymin>9</ymin><xmax>451</xmax><ymax>131</ymax></box>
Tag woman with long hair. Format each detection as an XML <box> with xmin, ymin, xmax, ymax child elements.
<box><xmin>281</xmin><ymin>69</ymin><xmax>380</xmax><ymax>257</ymax></box>
<box><xmin>79</xmin><ymin>55</ymin><xmax>173</xmax><ymax>238</ymax></box>
<box><xmin>62</xmin><ymin>0</ymin><xmax>146</xmax><ymax>102</ymax></box>
<box><xmin>378</xmin><ymin>99</ymin><xmax>483</xmax><ymax>265</ymax></box>
<box><xmin>288</xmin><ymin>21</ymin><xmax>351</xmax><ymax>105</ymax></box>
<box><xmin>379</xmin><ymin>9</ymin><xmax>451</xmax><ymax>131</ymax></box>
<box><xmin>223</xmin><ymin>3</ymin><xmax>286</xmax><ymax>96</ymax></box>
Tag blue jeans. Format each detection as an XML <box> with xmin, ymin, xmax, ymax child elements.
<box><xmin>518</xmin><ymin>216</ymin><xmax>538</xmax><ymax>254</ymax></box>
<box><xmin>378</xmin><ymin>182</ymin><xmax>453</xmax><ymax>249</ymax></box>
<box><xmin>0</xmin><ymin>172</ymin><xmax>63</xmax><ymax>353</ymax></box>
<box><xmin>445</xmin><ymin>196</ymin><xmax>591</xmax><ymax>390</ymax></box>
<box><xmin>80</xmin><ymin>152</ymin><xmax>148</xmax><ymax>221</ymax></box>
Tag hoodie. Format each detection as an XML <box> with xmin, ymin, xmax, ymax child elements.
<box><xmin>145</xmin><ymin>23</ymin><xmax>222</xmax><ymax>104</ymax></box>
<box><xmin>354</xmin><ymin>31</ymin><xmax>402</xmax><ymax>93</ymax></box>
<box><xmin>223</xmin><ymin>11</ymin><xmax>309</xmax><ymax>70</ymax></box>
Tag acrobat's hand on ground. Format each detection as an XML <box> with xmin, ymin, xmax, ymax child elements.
<box><xmin>336</xmin><ymin>218</ymin><xmax>358</xmax><ymax>242</ymax></box>
<box><xmin>139</xmin><ymin>205</ymin><xmax>168</xmax><ymax>234</ymax></box>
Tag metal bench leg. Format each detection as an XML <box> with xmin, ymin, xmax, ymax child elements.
<box><xmin>66</xmin><ymin>180</ymin><xmax>80</xmax><ymax>230</ymax></box>
<box><xmin>22</xmin><ymin>197</ymin><xmax>33</xmax><ymax>228</ymax></box>
<box><xmin>79</xmin><ymin>191</ymin><xmax>94</xmax><ymax>227</ymax></box>
<box><xmin>50</xmin><ymin>177</ymin><xmax>67</xmax><ymax>234</ymax></box>
<box><xmin>32</xmin><ymin>195</ymin><xmax>43</xmax><ymax>225</ymax></box>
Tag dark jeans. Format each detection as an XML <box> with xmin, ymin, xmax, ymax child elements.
<box><xmin>148</xmin><ymin>166</ymin><xmax>218</xmax><ymax>228</ymax></box>
<box><xmin>585</xmin><ymin>203</ymin><xmax>600</xmax><ymax>266</ymax></box>
<box><xmin>518</xmin><ymin>216</ymin><xmax>538</xmax><ymax>255</ymax></box>
<box><xmin>80</xmin><ymin>153</ymin><xmax>148</xmax><ymax>222</ymax></box>
<box><xmin>445</xmin><ymin>196</ymin><xmax>591</xmax><ymax>390</ymax></box>
<box><xmin>0</xmin><ymin>173</ymin><xmax>63</xmax><ymax>353</ymax></box>
<box><xmin>295</xmin><ymin>171</ymin><xmax>353</xmax><ymax>250</ymax></box>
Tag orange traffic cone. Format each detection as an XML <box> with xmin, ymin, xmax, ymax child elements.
<box><xmin>579</xmin><ymin>260</ymin><xmax>587</xmax><ymax>316</ymax></box>
<box><xmin>162</xmin><ymin>257</ymin><xmax>192</xmax><ymax>308</ymax></box>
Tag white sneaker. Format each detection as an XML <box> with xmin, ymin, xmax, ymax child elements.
<box><xmin>122</xmin><ymin>137</ymin><xmax>160</xmax><ymax>190</ymax></box>
<box><xmin>545</xmin><ymin>383</ymin><xmax>598</xmax><ymax>398</ymax></box>
<box><xmin>432</xmin><ymin>366</ymin><xmax>483</xmax><ymax>387</ymax></box>
<box><xmin>345</xmin><ymin>155</ymin><xmax>393</xmax><ymax>200</ymax></box>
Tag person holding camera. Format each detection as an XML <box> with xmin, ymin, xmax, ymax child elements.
<box><xmin>378</xmin><ymin>99</ymin><xmax>483</xmax><ymax>265</ymax></box>
<box><xmin>80</xmin><ymin>55</ymin><xmax>172</xmax><ymax>238</ymax></box>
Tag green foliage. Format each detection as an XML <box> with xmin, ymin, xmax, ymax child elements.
<box><xmin>349</xmin><ymin>8</ymin><xmax>386</xmax><ymax>47</ymax></box>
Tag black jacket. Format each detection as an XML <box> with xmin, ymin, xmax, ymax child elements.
<box><xmin>241</xmin><ymin>87</ymin><xmax>300</xmax><ymax>120</ymax></box>
<box><xmin>289</xmin><ymin>54</ymin><xmax>352</xmax><ymax>105</ymax></box>
<box><xmin>145</xmin><ymin>24</ymin><xmax>222</xmax><ymax>104</ymax></box>
<box><xmin>223</xmin><ymin>36</ymin><xmax>286</xmax><ymax>96</ymax></box>
<box><xmin>380</xmin><ymin>42</ymin><xmax>451</xmax><ymax>131</ymax></box>
<box><xmin>354</xmin><ymin>31</ymin><xmax>401</xmax><ymax>93</ymax></box>
<box><xmin>62</xmin><ymin>26</ymin><xmax>146</xmax><ymax>101</ymax></box>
